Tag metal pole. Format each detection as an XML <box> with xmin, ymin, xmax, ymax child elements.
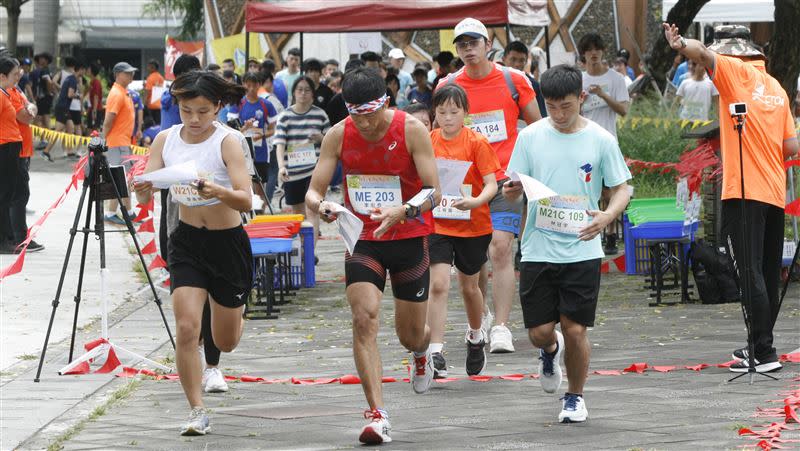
<box><xmin>245</xmin><ymin>32</ymin><xmax>250</xmax><ymax>70</ymax></box>
<box><xmin>299</xmin><ymin>32</ymin><xmax>304</xmax><ymax>74</ymax></box>
<box><xmin>544</xmin><ymin>25</ymin><xmax>551</xmax><ymax>69</ymax></box>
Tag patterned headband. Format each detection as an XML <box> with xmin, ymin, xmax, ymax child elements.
<box><xmin>345</xmin><ymin>94</ymin><xmax>388</xmax><ymax>115</ymax></box>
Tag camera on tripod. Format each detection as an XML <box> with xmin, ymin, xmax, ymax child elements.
<box><xmin>85</xmin><ymin>136</ymin><xmax>129</xmax><ymax>201</ymax></box>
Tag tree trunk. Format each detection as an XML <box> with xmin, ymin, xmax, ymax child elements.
<box><xmin>648</xmin><ymin>0</ymin><xmax>711</xmax><ymax>89</ymax></box>
<box><xmin>767</xmin><ymin>0</ymin><xmax>800</xmax><ymax>103</ymax></box>
<box><xmin>5</xmin><ymin>3</ymin><xmax>21</xmax><ymax>54</ymax></box>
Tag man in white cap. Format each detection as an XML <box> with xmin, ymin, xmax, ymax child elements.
<box><xmin>435</xmin><ymin>18</ymin><xmax>542</xmax><ymax>361</ymax></box>
<box><xmin>102</xmin><ymin>61</ymin><xmax>138</xmax><ymax>223</ymax></box>
<box><xmin>388</xmin><ymin>48</ymin><xmax>412</xmax><ymax>108</ymax></box>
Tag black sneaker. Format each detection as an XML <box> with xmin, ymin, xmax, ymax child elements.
<box><xmin>431</xmin><ymin>352</ymin><xmax>447</xmax><ymax>379</ymax></box>
<box><xmin>729</xmin><ymin>356</ymin><xmax>782</xmax><ymax>373</ymax></box>
<box><xmin>603</xmin><ymin>233</ymin><xmax>618</xmax><ymax>255</ymax></box>
<box><xmin>0</xmin><ymin>243</ymin><xmax>16</xmax><ymax>254</ymax></box>
<box><xmin>465</xmin><ymin>333</ymin><xmax>487</xmax><ymax>376</ymax></box>
<box><xmin>39</xmin><ymin>150</ymin><xmax>54</xmax><ymax>162</ymax></box>
<box><xmin>26</xmin><ymin>241</ymin><xmax>45</xmax><ymax>253</ymax></box>
<box><xmin>732</xmin><ymin>346</ymin><xmax>749</xmax><ymax>361</ymax></box>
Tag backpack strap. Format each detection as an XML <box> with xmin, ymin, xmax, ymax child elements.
<box><xmin>500</xmin><ymin>65</ymin><xmax>520</xmax><ymax>103</ymax></box>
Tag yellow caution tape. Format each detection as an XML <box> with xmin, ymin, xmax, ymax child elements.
<box><xmin>31</xmin><ymin>125</ymin><xmax>149</xmax><ymax>156</ymax></box>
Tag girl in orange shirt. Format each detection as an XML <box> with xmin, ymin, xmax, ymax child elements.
<box><xmin>426</xmin><ymin>84</ymin><xmax>500</xmax><ymax>377</ymax></box>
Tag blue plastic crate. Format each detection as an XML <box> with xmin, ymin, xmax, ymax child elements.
<box><xmin>623</xmin><ymin>215</ymin><xmax>698</xmax><ymax>275</ymax></box>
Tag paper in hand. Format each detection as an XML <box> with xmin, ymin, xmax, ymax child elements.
<box><xmin>506</xmin><ymin>171</ymin><xmax>557</xmax><ymax>201</ymax></box>
<box><xmin>406</xmin><ymin>188</ymin><xmax>436</xmax><ymax>208</ymax></box>
<box><xmin>328</xmin><ymin>203</ymin><xmax>363</xmax><ymax>255</ymax></box>
<box><xmin>435</xmin><ymin>159</ymin><xmax>472</xmax><ymax>196</ymax></box>
<box><xmin>134</xmin><ymin>160</ymin><xmax>199</xmax><ymax>189</ymax></box>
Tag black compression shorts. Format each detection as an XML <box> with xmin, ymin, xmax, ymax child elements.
<box><xmin>345</xmin><ymin>236</ymin><xmax>430</xmax><ymax>302</ymax></box>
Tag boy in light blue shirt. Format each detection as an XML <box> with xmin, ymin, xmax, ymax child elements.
<box><xmin>504</xmin><ymin>64</ymin><xmax>631</xmax><ymax>424</ymax></box>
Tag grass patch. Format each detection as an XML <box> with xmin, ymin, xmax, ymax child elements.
<box><xmin>131</xmin><ymin>260</ymin><xmax>147</xmax><ymax>283</ymax></box>
<box><xmin>47</xmin><ymin>379</ymin><xmax>141</xmax><ymax>451</ymax></box>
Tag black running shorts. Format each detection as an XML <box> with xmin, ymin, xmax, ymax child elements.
<box><xmin>345</xmin><ymin>236</ymin><xmax>430</xmax><ymax>302</ymax></box>
<box><xmin>168</xmin><ymin>221</ymin><xmax>253</xmax><ymax>308</ymax></box>
<box><xmin>429</xmin><ymin>233</ymin><xmax>492</xmax><ymax>276</ymax></box>
<box><xmin>283</xmin><ymin>176</ymin><xmax>311</xmax><ymax>206</ymax></box>
<box><xmin>518</xmin><ymin>259</ymin><xmax>601</xmax><ymax>328</ymax></box>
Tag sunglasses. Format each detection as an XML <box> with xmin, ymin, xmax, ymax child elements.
<box><xmin>455</xmin><ymin>39</ymin><xmax>484</xmax><ymax>50</ymax></box>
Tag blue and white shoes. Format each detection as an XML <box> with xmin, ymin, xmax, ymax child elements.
<box><xmin>559</xmin><ymin>393</ymin><xmax>588</xmax><ymax>423</ymax></box>
<box><xmin>180</xmin><ymin>407</ymin><xmax>210</xmax><ymax>436</ymax></box>
<box><xmin>538</xmin><ymin>330</ymin><xmax>564</xmax><ymax>394</ymax></box>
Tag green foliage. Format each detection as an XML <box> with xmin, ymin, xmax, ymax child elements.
<box><xmin>143</xmin><ymin>0</ymin><xmax>203</xmax><ymax>40</ymax></box>
<box><xmin>618</xmin><ymin>96</ymin><xmax>693</xmax><ymax>198</ymax></box>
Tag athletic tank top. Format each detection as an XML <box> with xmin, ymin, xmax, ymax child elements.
<box><xmin>162</xmin><ymin>122</ymin><xmax>234</xmax><ymax>207</ymax></box>
<box><xmin>341</xmin><ymin>110</ymin><xmax>434</xmax><ymax>241</ymax></box>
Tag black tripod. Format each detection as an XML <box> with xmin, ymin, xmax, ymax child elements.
<box><xmin>34</xmin><ymin>137</ymin><xmax>175</xmax><ymax>382</ymax></box>
<box><xmin>727</xmin><ymin>113</ymin><xmax>778</xmax><ymax>384</ymax></box>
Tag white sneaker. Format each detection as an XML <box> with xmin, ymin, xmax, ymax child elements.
<box><xmin>359</xmin><ymin>409</ymin><xmax>392</xmax><ymax>444</ymax></box>
<box><xmin>481</xmin><ymin>311</ymin><xmax>494</xmax><ymax>343</ymax></box>
<box><xmin>489</xmin><ymin>324</ymin><xmax>515</xmax><ymax>353</ymax></box>
<box><xmin>538</xmin><ymin>330</ymin><xmax>564</xmax><ymax>394</ymax></box>
<box><xmin>411</xmin><ymin>351</ymin><xmax>433</xmax><ymax>394</ymax></box>
<box><xmin>202</xmin><ymin>367</ymin><xmax>229</xmax><ymax>393</ymax></box>
<box><xmin>180</xmin><ymin>407</ymin><xmax>210</xmax><ymax>436</ymax></box>
<box><xmin>558</xmin><ymin>393</ymin><xmax>588</xmax><ymax>423</ymax></box>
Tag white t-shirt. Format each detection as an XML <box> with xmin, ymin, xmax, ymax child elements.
<box><xmin>276</xmin><ymin>69</ymin><xmax>301</xmax><ymax>104</ymax></box>
<box><xmin>676</xmin><ymin>77</ymin><xmax>718</xmax><ymax>121</ymax></box>
<box><xmin>581</xmin><ymin>69</ymin><xmax>630</xmax><ymax>140</ymax></box>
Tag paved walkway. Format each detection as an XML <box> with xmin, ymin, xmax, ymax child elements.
<box><xmin>2</xmin><ymin>156</ymin><xmax>799</xmax><ymax>450</ymax></box>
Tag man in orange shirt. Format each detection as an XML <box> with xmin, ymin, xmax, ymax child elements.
<box><xmin>102</xmin><ymin>62</ymin><xmax>137</xmax><ymax>225</ymax></box>
<box><xmin>664</xmin><ymin>24</ymin><xmax>799</xmax><ymax>373</ymax></box>
<box><xmin>0</xmin><ymin>57</ymin><xmax>25</xmax><ymax>254</ymax></box>
<box><xmin>144</xmin><ymin>60</ymin><xmax>165</xmax><ymax>127</ymax></box>
<box><xmin>5</xmin><ymin>63</ymin><xmax>44</xmax><ymax>253</ymax></box>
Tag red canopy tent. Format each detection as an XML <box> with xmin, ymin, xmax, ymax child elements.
<box><xmin>244</xmin><ymin>0</ymin><xmax>550</xmax><ymax>65</ymax></box>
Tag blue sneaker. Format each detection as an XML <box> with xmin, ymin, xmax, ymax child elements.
<box><xmin>104</xmin><ymin>214</ymin><xmax>126</xmax><ymax>226</ymax></box>
<box><xmin>538</xmin><ymin>329</ymin><xmax>564</xmax><ymax>393</ymax></box>
<box><xmin>180</xmin><ymin>407</ymin><xmax>210</xmax><ymax>436</ymax></box>
<box><xmin>559</xmin><ymin>393</ymin><xmax>588</xmax><ymax>423</ymax></box>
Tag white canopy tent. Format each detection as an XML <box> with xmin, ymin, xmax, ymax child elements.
<box><xmin>662</xmin><ymin>0</ymin><xmax>774</xmax><ymax>23</ymax></box>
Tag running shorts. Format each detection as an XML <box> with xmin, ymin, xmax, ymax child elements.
<box><xmin>168</xmin><ymin>221</ymin><xmax>253</xmax><ymax>308</ymax></box>
<box><xmin>429</xmin><ymin>233</ymin><xmax>492</xmax><ymax>276</ymax></box>
<box><xmin>345</xmin><ymin>236</ymin><xmax>430</xmax><ymax>302</ymax></box>
<box><xmin>518</xmin><ymin>259</ymin><xmax>601</xmax><ymax>328</ymax></box>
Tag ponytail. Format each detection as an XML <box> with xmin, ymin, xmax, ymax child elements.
<box><xmin>169</xmin><ymin>70</ymin><xmax>245</xmax><ymax>106</ymax></box>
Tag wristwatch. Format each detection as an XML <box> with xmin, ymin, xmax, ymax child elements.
<box><xmin>679</xmin><ymin>37</ymin><xmax>687</xmax><ymax>49</ymax></box>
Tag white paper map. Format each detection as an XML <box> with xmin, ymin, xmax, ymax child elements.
<box><xmin>328</xmin><ymin>203</ymin><xmax>363</xmax><ymax>255</ymax></box>
<box><xmin>435</xmin><ymin>158</ymin><xmax>472</xmax><ymax>196</ymax></box>
<box><xmin>134</xmin><ymin>160</ymin><xmax>199</xmax><ymax>189</ymax></box>
<box><xmin>506</xmin><ymin>171</ymin><xmax>558</xmax><ymax>201</ymax></box>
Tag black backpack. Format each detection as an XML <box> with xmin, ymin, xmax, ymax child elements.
<box><xmin>689</xmin><ymin>240</ymin><xmax>740</xmax><ymax>304</ymax></box>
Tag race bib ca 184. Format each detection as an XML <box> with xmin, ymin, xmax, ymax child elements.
<box><xmin>465</xmin><ymin>109</ymin><xmax>507</xmax><ymax>143</ymax></box>
<box><xmin>346</xmin><ymin>174</ymin><xmax>402</xmax><ymax>215</ymax></box>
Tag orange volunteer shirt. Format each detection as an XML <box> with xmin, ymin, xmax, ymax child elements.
<box><xmin>105</xmin><ymin>83</ymin><xmax>135</xmax><ymax>148</ymax></box>
<box><xmin>8</xmin><ymin>87</ymin><xmax>33</xmax><ymax>157</ymax></box>
<box><xmin>0</xmin><ymin>87</ymin><xmax>22</xmax><ymax>145</ymax></box>
<box><xmin>145</xmin><ymin>71</ymin><xmax>165</xmax><ymax>110</ymax></box>
<box><xmin>430</xmin><ymin>127</ymin><xmax>500</xmax><ymax>238</ymax></box>
<box><xmin>436</xmin><ymin>64</ymin><xmax>536</xmax><ymax>180</ymax></box>
<box><xmin>709</xmin><ymin>54</ymin><xmax>797</xmax><ymax>208</ymax></box>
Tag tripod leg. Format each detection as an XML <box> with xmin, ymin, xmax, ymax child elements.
<box><xmin>34</xmin><ymin>182</ymin><xmax>91</xmax><ymax>382</ymax></box>
<box><xmin>105</xmin><ymin>164</ymin><xmax>176</xmax><ymax>349</ymax></box>
<box><xmin>68</xmin><ymin>191</ymin><xmax>95</xmax><ymax>362</ymax></box>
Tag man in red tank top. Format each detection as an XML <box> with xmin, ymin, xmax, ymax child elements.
<box><xmin>306</xmin><ymin>67</ymin><xmax>441</xmax><ymax>446</ymax></box>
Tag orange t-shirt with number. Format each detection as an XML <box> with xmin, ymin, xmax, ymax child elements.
<box><xmin>430</xmin><ymin>127</ymin><xmax>500</xmax><ymax>238</ymax></box>
<box><xmin>709</xmin><ymin>55</ymin><xmax>797</xmax><ymax>208</ymax></box>
<box><xmin>0</xmin><ymin>88</ymin><xmax>22</xmax><ymax>145</ymax></box>
<box><xmin>8</xmin><ymin>87</ymin><xmax>33</xmax><ymax>157</ymax></box>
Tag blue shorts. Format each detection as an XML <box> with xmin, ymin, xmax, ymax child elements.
<box><xmin>491</xmin><ymin>212</ymin><xmax>521</xmax><ymax>236</ymax></box>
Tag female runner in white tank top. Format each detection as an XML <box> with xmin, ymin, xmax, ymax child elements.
<box><xmin>133</xmin><ymin>71</ymin><xmax>252</xmax><ymax>436</ymax></box>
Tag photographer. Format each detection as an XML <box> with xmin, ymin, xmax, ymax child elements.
<box><xmin>664</xmin><ymin>24</ymin><xmax>798</xmax><ymax>373</ymax></box>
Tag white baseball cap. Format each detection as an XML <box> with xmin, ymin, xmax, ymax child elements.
<box><xmin>453</xmin><ymin>18</ymin><xmax>489</xmax><ymax>43</ymax></box>
<box><xmin>388</xmin><ymin>48</ymin><xmax>406</xmax><ymax>60</ymax></box>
